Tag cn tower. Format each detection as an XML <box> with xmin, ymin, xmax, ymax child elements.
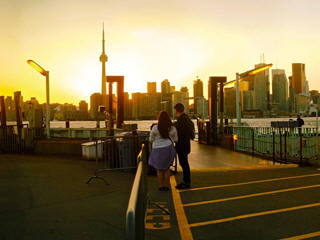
<box><xmin>100</xmin><ymin>23</ymin><xmax>108</xmax><ymax>102</ymax></box>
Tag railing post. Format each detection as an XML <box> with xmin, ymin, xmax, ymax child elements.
<box><xmin>252</xmin><ymin>128</ymin><xmax>254</xmax><ymax>155</ymax></box>
<box><xmin>279</xmin><ymin>129</ymin><xmax>282</xmax><ymax>162</ymax></box>
<box><xmin>299</xmin><ymin>128</ymin><xmax>303</xmax><ymax>165</ymax></box>
<box><xmin>284</xmin><ymin>130</ymin><xmax>287</xmax><ymax>163</ymax></box>
<box><xmin>272</xmin><ymin>131</ymin><xmax>275</xmax><ymax>163</ymax></box>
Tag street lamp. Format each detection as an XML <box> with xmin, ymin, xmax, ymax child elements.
<box><xmin>27</xmin><ymin>59</ymin><xmax>51</xmax><ymax>138</ymax></box>
<box><xmin>225</xmin><ymin>64</ymin><xmax>273</xmax><ymax>126</ymax></box>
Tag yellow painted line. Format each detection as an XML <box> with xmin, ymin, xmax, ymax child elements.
<box><xmin>281</xmin><ymin>230</ymin><xmax>320</xmax><ymax>240</ymax></box>
<box><xmin>180</xmin><ymin>173</ymin><xmax>320</xmax><ymax>192</ymax></box>
<box><xmin>184</xmin><ymin>184</ymin><xmax>320</xmax><ymax>207</ymax></box>
<box><xmin>189</xmin><ymin>164</ymin><xmax>297</xmax><ymax>172</ymax></box>
<box><xmin>170</xmin><ymin>175</ymin><xmax>194</xmax><ymax>240</ymax></box>
<box><xmin>189</xmin><ymin>202</ymin><xmax>320</xmax><ymax>228</ymax></box>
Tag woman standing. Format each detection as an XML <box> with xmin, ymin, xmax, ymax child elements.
<box><xmin>149</xmin><ymin>111</ymin><xmax>178</xmax><ymax>191</ymax></box>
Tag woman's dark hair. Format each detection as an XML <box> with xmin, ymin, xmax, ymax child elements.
<box><xmin>157</xmin><ymin>111</ymin><xmax>173</xmax><ymax>139</ymax></box>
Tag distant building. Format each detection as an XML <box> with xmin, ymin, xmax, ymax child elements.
<box><xmin>180</xmin><ymin>86</ymin><xmax>190</xmax><ymax>112</ymax></box>
<box><xmin>161</xmin><ymin>79</ymin><xmax>170</xmax><ymax>96</ymax></box>
<box><xmin>124</xmin><ymin>92</ymin><xmax>132</xmax><ymax>120</ymax></box>
<box><xmin>195</xmin><ymin>97</ymin><xmax>208</xmax><ymax>119</ymax></box>
<box><xmin>90</xmin><ymin>93</ymin><xmax>104</xmax><ymax>120</ymax></box>
<box><xmin>172</xmin><ymin>91</ymin><xmax>189</xmax><ymax>118</ymax></box>
<box><xmin>253</xmin><ymin>63</ymin><xmax>270</xmax><ymax>114</ymax></box>
<box><xmin>224</xmin><ymin>87</ymin><xmax>236</xmax><ymax>118</ymax></box>
<box><xmin>295</xmin><ymin>94</ymin><xmax>309</xmax><ymax>115</ymax></box>
<box><xmin>79</xmin><ymin>100</ymin><xmax>88</xmax><ymax>112</ymax></box>
<box><xmin>132</xmin><ymin>92</ymin><xmax>161</xmax><ymax>119</ymax></box>
<box><xmin>292</xmin><ymin>63</ymin><xmax>306</xmax><ymax>95</ymax></box>
<box><xmin>147</xmin><ymin>82</ymin><xmax>157</xmax><ymax>94</ymax></box>
<box><xmin>272</xmin><ymin>69</ymin><xmax>288</xmax><ymax>112</ymax></box>
<box><xmin>170</xmin><ymin>86</ymin><xmax>176</xmax><ymax>93</ymax></box>
<box><xmin>193</xmin><ymin>77</ymin><xmax>204</xmax><ymax>114</ymax></box>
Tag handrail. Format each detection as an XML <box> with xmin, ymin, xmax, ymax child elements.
<box><xmin>125</xmin><ymin>142</ymin><xmax>149</xmax><ymax>240</ymax></box>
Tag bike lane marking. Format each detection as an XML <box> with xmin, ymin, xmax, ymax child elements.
<box><xmin>179</xmin><ymin>173</ymin><xmax>320</xmax><ymax>193</ymax></box>
<box><xmin>188</xmin><ymin>202</ymin><xmax>320</xmax><ymax>228</ymax></box>
<box><xmin>184</xmin><ymin>184</ymin><xmax>320</xmax><ymax>207</ymax></box>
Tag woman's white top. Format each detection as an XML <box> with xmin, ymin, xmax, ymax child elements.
<box><xmin>149</xmin><ymin>125</ymin><xmax>178</xmax><ymax>149</ymax></box>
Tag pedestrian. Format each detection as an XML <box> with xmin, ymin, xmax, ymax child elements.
<box><xmin>297</xmin><ymin>115</ymin><xmax>304</xmax><ymax>127</ymax></box>
<box><xmin>174</xmin><ymin>103</ymin><xmax>195</xmax><ymax>189</ymax></box>
<box><xmin>148</xmin><ymin>111</ymin><xmax>178</xmax><ymax>191</ymax></box>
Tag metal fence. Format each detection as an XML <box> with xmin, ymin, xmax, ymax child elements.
<box><xmin>233</xmin><ymin>127</ymin><xmax>319</xmax><ymax>164</ymax></box>
<box><xmin>86</xmin><ymin>134</ymin><xmax>149</xmax><ymax>184</ymax></box>
<box><xmin>125</xmin><ymin>143</ymin><xmax>149</xmax><ymax>240</ymax></box>
<box><xmin>0</xmin><ymin>125</ymin><xmax>38</xmax><ymax>153</ymax></box>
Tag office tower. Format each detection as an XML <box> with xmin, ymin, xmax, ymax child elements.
<box><xmin>292</xmin><ymin>63</ymin><xmax>306</xmax><ymax>94</ymax></box>
<box><xmin>161</xmin><ymin>79</ymin><xmax>170</xmax><ymax>95</ymax></box>
<box><xmin>170</xmin><ymin>86</ymin><xmax>176</xmax><ymax>93</ymax></box>
<box><xmin>253</xmin><ymin>63</ymin><xmax>270</xmax><ymax>114</ymax></box>
<box><xmin>172</xmin><ymin>91</ymin><xmax>189</xmax><ymax>117</ymax></box>
<box><xmin>79</xmin><ymin>100</ymin><xmax>88</xmax><ymax>112</ymax></box>
<box><xmin>310</xmin><ymin>90</ymin><xmax>320</xmax><ymax>105</ymax></box>
<box><xmin>272</xmin><ymin>69</ymin><xmax>288</xmax><ymax>112</ymax></box>
<box><xmin>243</xmin><ymin>90</ymin><xmax>254</xmax><ymax>111</ymax></box>
<box><xmin>180</xmin><ymin>86</ymin><xmax>190</xmax><ymax>113</ymax></box>
<box><xmin>90</xmin><ymin>93</ymin><xmax>103</xmax><ymax>120</ymax></box>
<box><xmin>224</xmin><ymin>87</ymin><xmax>236</xmax><ymax>118</ymax></box>
<box><xmin>132</xmin><ymin>92</ymin><xmax>161</xmax><ymax>119</ymax></box>
<box><xmin>193</xmin><ymin>77</ymin><xmax>203</xmax><ymax>98</ymax></box>
<box><xmin>294</xmin><ymin>94</ymin><xmax>309</xmax><ymax>114</ymax></box>
<box><xmin>288</xmin><ymin>76</ymin><xmax>295</xmax><ymax>112</ymax></box>
<box><xmin>100</xmin><ymin>24</ymin><xmax>108</xmax><ymax>105</ymax></box>
<box><xmin>193</xmin><ymin>77</ymin><xmax>204</xmax><ymax>114</ymax></box>
<box><xmin>147</xmin><ymin>82</ymin><xmax>157</xmax><ymax>93</ymax></box>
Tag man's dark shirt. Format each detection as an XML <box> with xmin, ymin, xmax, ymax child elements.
<box><xmin>175</xmin><ymin>113</ymin><xmax>194</xmax><ymax>155</ymax></box>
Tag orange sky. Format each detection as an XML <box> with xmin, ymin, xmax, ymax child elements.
<box><xmin>1</xmin><ymin>0</ymin><xmax>320</xmax><ymax>105</ymax></box>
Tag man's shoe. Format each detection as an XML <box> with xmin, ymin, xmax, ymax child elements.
<box><xmin>175</xmin><ymin>183</ymin><xmax>190</xmax><ymax>190</ymax></box>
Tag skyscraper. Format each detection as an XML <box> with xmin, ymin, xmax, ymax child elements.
<box><xmin>292</xmin><ymin>63</ymin><xmax>306</xmax><ymax>95</ymax></box>
<box><xmin>272</xmin><ymin>69</ymin><xmax>288</xmax><ymax>112</ymax></box>
<box><xmin>193</xmin><ymin>77</ymin><xmax>203</xmax><ymax>114</ymax></box>
<box><xmin>161</xmin><ymin>79</ymin><xmax>170</xmax><ymax>95</ymax></box>
<box><xmin>193</xmin><ymin>77</ymin><xmax>203</xmax><ymax>98</ymax></box>
<box><xmin>90</xmin><ymin>93</ymin><xmax>103</xmax><ymax>120</ymax></box>
<box><xmin>147</xmin><ymin>82</ymin><xmax>157</xmax><ymax>93</ymax></box>
<box><xmin>100</xmin><ymin>24</ymin><xmax>108</xmax><ymax>105</ymax></box>
<box><xmin>253</xmin><ymin>63</ymin><xmax>270</xmax><ymax>114</ymax></box>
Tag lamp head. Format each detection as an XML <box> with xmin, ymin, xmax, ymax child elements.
<box><xmin>27</xmin><ymin>60</ymin><xmax>47</xmax><ymax>76</ymax></box>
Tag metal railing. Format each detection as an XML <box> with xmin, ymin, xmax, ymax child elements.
<box><xmin>126</xmin><ymin>143</ymin><xmax>149</xmax><ymax>240</ymax></box>
<box><xmin>233</xmin><ymin>126</ymin><xmax>319</xmax><ymax>165</ymax></box>
<box><xmin>0</xmin><ymin>125</ymin><xmax>37</xmax><ymax>153</ymax></box>
<box><xmin>86</xmin><ymin>134</ymin><xmax>149</xmax><ymax>184</ymax></box>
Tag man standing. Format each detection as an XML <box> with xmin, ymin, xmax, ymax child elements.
<box><xmin>297</xmin><ymin>115</ymin><xmax>304</xmax><ymax>127</ymax></box>
<box><xmin>174</xmin><ymin>103</ymin><xmax>195</xmax><ymax>189</ymax></box>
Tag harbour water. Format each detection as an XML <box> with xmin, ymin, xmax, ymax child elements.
<box><xmin>9</xmin><ymin>117</ymin><xmax>319</xmax><ymax>132</ymax></box>
<box><xmin>50</xmin><ymin>117</ymin><xmax>318</xmax><ymax>131</ymax></box>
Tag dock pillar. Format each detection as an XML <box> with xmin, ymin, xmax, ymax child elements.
<box><xmin>209</xmin><ymin>77</ymin><xmax>227</xmax><ymax>144</ymax></box>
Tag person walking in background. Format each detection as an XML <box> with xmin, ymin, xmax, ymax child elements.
<box><xmin>148</xmin><ymin>111</ymin><xmax>178</xmax><ymax>191</ymax></box>
<box><xmin>174</xmin><ymin>103</ymin><xmax>195</xmax><ymax>190</ymax></box>
<box><xmin>297</xmin><ymin>115</ymin><xmax>304</xmax><ymax>127</ymax></box>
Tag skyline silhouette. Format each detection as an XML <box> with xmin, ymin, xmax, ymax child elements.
<box><xmin>1</xmin><ymin>0</ymin><xmax>320</xmax><ymax>104</ymax></box>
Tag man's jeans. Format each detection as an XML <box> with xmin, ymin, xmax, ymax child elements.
<box><xmin>177</xmin><ymin>152</ymin><xmax>191</xmax><ymax>185</ymax></box>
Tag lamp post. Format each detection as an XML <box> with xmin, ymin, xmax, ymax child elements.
<box><xmin>27</xmin><ymin>60</ymin><xmax>50</xmax><ymax>139</ymax></box>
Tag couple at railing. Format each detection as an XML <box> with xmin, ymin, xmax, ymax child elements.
<box><xmin>148</xmin><ymin>103</ymin><xmax>195</xmax><ymax>191</ymax></box>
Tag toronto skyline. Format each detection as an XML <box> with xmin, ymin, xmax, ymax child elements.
<box><xmin>1</xmin><ymin>0</ymin><xmax>320</xmax><ymax>104</ymax></box>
